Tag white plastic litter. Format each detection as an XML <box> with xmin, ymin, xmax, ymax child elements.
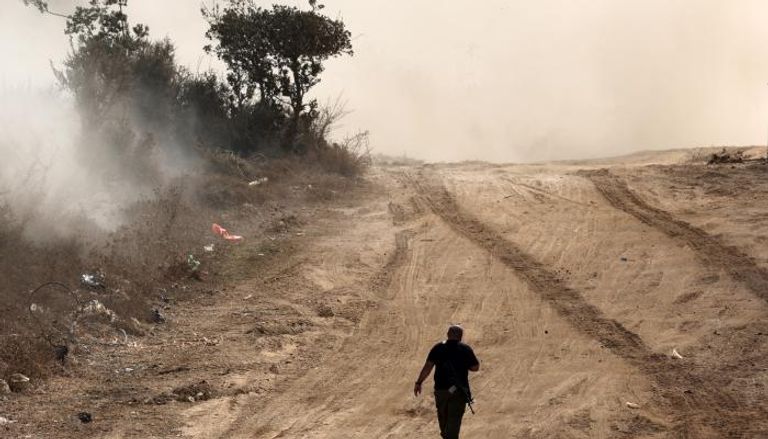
<box><xmin>81</xmin><ymin>273</ymin><xmax>105</xmax><ymax>289</ymax></box>
<box><xmin>248</xmin><ymin>177</ymin><xmax>269</xmax><ymax>187</ymax></box>
<box><xmin>626</xmin><ymin>402</ymin><xmax>640</xmax><ymax>409</ymax></box>
<box><xmin>671</xmin><ymin>348</ymin><xmax>684</xmax><ymax>359</ymax></box>
<box><xmin>82</xmin><ymin>300</ymin><xmax>117</xmax><ymax>322</ymax></box>
<box><xmin>203</xmin><ymin>244</ymin><xmax>215</xmax><ymax>252</ymax></box>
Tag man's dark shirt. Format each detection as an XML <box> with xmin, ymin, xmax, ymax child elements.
<box><xmin>427</xmin><ymin>340</ymin><xmax>479</xmax><ymax>391</ymax></box>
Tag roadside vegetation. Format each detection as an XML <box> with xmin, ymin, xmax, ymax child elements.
<box><xmin>1</xmin><ymin>0</ymin><xmax>367</xmax><ymax>388</ymax></box>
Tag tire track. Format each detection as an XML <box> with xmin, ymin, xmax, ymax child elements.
<box><xmin>583</xmin><ymin>168</ymin><xmax>768</xmax><ymax>304</ymax></box>
<box><xmin>371</xmin><ymin>229</ymin><xmax>415</xmax><ymax>299</ymax></box>
<box><xmin>405</xmin><ymin>170</ymin><xmax>767</xmax><ymax>438</ymax></box>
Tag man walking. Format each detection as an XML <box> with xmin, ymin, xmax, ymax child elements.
<box><xmin>414</xmin><ymin>325</ymin><xmax>480</xmax><ymax>439</ymax></box>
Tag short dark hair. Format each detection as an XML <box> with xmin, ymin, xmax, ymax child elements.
<box><xmin>447</xmin><ymin>325</ymin><xmax>464</xmax><ymax>339</ymax></box>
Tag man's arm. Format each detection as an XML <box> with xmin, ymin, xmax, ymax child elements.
<box><xmin>468</xmin><ymin>347</ymin><xmax>480</xmax><ymax>372</ymax></box>
<box><xmin>414</xmin><ymin>360</ymin><xmax>435</xmax><ymax>397</ymax></box>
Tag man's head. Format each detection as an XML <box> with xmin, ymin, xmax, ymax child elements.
<box><xmin>447</xmin><ymin>324</ymin><xmax>464</xmax><ymax>341</ymax></box>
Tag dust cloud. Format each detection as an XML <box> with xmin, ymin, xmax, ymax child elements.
<box><xmin>4</xmin><ymin>0</ymin><xmax>768</xmax><ymax>164</ymax></box>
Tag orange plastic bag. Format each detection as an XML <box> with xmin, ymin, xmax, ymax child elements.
<box><xmin>211</xmin><ymin>223</ymin><xmax>243</xmax><ymax>242</ymax></box>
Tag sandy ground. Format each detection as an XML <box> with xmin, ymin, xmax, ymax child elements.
<box><xmin>5</xmin><ymin>152</ymin><xmax>768</xmax><ymax>438</ymax></box>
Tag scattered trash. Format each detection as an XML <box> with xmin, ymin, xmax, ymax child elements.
<box><xmin>0</xmin><ymin>379</ymin><xmax>11</xmax><ymax>395</ymax></box>
<box><xmin>248</xmin><ymin>177</ymin><xmax>269</xmax><ymax>187</ymax></box>
<box><xmin>626</xmin><ymin>402</ymin><xmax>640</xmax><ymax>409</ymax></box>
<box><xmin>671</xmin><ymin>348</ymin><xmax>684</xmax><ymax>359</ymax></box>
<box><xmin>203</xmin><ymin>244</ymin><xmax>215</xmax><ymax>253</ymax></box>
<box><xmin>152</xmin><ymin>309</ymin><xmax>166</xmax><ymax>324</ymax></box>
<box><xmin>187</xmin><ymin>254</ymin><xmax>201</xmax><ymax>272</ymax></box>
<box><xmin>212</xmin><ymin>223</ymin><xmax>243</xmax><ymax>242</ymax></box>
<box><xmin>81</xmin><ymin>273</ymin><xmax>105</xmax><ymax>289</ymax></box>
<box><xmin>244</xmin><ymin>294</ymin><xmax>253</xmax><ymax>300</ymax></box>
<box><xmin>77</xmin><ymin>412</ymin><xmax>93</xmax><ymax>423</ymax></box>
<box><xmin>123</xmin><ymin>367</ymin><xmax>135</xmax><ymax>373</ymax></box>
<box><xmin>8</xmin><ymin>374</ymin><xmax>30</xmax><ymax>393</ymax></box>
<box><xmin>0</xmin><ymin>416</ymin><xmax>15</xmax><ymax>425</ymax></box>
<box><xmin>82</xmin><ymin>300</ymin><xmax>117</xmax><ymax>322</ymax></box>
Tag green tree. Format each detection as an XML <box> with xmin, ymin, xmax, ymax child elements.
<box><xmin>56</xmin><ymin>1</ymin><xmax>160</xmax><ymax>127</ymax></box>
<box><xmin>205</xmin><ymin>1</ymin><xmax>353</xmax><ymax>147</ymax></box>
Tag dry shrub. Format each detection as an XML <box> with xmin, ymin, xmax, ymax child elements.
<box><xmin>0</xmin><ymin>204</ymin><xmax>89</xmax><ymax>378</ymax></box>
<box><xmin>304</xmin><ymin>99</ymin><xmax>371</xmax><ymax>178</ymax></box>
<box><xmin>312</xmin><ymin>132</ymin><xmax>371</xmax><ymax>177</ymax></box>
<box><xmin>0</xmin><ymin>336</ymin><xmax>52</xmax><ymax>381</ymax></box>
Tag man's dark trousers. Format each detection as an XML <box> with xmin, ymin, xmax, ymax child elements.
<box><xmin>435</xmin><ymin>389</ymin><xmax>466</xmax><ymax>439</ymax></box>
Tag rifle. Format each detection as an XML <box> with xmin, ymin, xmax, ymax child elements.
<box><xmin>446</xmin><ymin>359</ymin><xmax>476</xmax><ymax>415</ymax></box>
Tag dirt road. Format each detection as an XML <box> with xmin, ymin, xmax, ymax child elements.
<box><xmin>8</xmin><ymin>159</ymin><xmax>768</xmax><ymax>438</ymax></box>
<box><xmin>178</xmin><ymin>161</ymin><xmax>768</xmax><ymax>438</ymax></box>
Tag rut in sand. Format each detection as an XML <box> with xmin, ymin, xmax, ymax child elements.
<box><xmin>584</xmin><ymin>168</ymin><xmax>768</xmax><ymax>305</ymax></box>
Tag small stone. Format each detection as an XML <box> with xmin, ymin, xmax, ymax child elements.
<box><xmin>8</xmin><ymin>374</ymin><xmax>30</xmax><ymax>393</ymax></box>
<box><xmin>77</xmin><ymin>412</ymin><xmax>92</xmax><ymax>423</ymax></box>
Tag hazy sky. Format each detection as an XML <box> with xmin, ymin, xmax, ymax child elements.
<box><xmin>4</xmin><ymin>0</ymin><xmax>768</xmax><ymax>162</ymax></box>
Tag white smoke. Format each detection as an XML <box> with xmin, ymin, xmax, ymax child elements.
<box><xmin>0</xmin><ymin>87</ymin><xmax>156</xmax><ymax>242</ymax></box>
